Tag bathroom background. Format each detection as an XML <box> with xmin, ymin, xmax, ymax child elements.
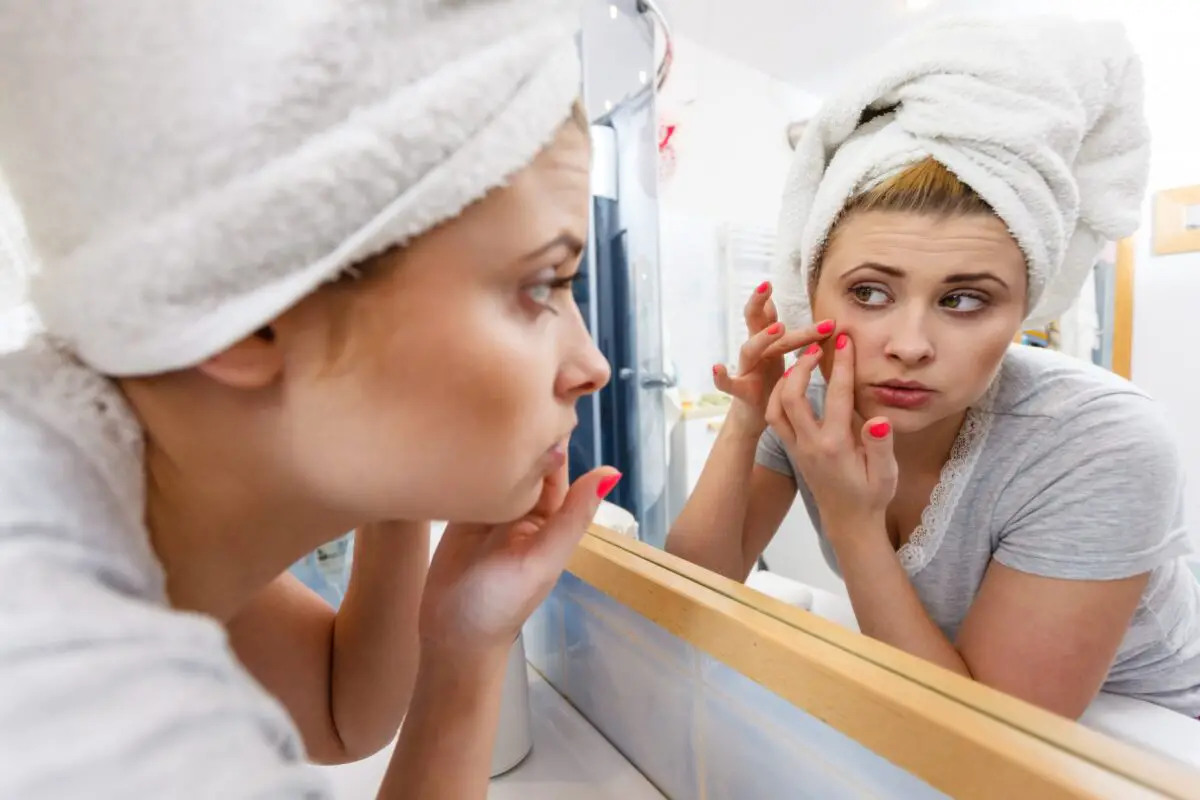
<box><xmin>607</xmin><ymin>0</ymin><xmax>1200</xmax><ymax>593</ymax></box>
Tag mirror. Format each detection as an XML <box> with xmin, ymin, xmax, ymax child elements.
<box><xmin>581</xmin><ymin>0</ymin><xmax>1200</xmax><ymax>776</ymax></box>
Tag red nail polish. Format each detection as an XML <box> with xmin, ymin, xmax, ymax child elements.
<box><xmin>784</xmin><ymin>366</ymin><xmax>794</xmax><ymax>377</ymax></box>
<box><xmin>870</xmin><ymin>421</ymin><xmax>891</xmax><ymax>439</ymax></box>
<box><xmin>712</xmin><ymin>364</ymin><xmax>719</xmax><ymax>376</ymax></box>
<box><xmin>756</xmin><ymin>281</ymin><xmax>771</xmax><ymax>294</ymax></box>
<box><xmin>597</xmin><ymin>472</ymin><xmax>623</xmax><ymax>499</ymax></box>
<box><xmin>767</xmin><ymin>322</ymin><xmax>783</xmax><ymax>335</ymax></box>
<box><xmin>836</xmin><ymin>333</ymin><xmax>849</xmax><ymax>350</ymax></box>
<box><xmin>805</xmin><ymin>344</ymin><xmax>821</xmax><ymax>356</ymax></box>
<box><xmin>816</xmin><ymin>320</ymin><xmax>835</xmax><ymax>335</ymax></box>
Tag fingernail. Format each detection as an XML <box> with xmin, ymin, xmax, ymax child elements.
<box><xmin>756</xmin><ymin>281</ymin><xmax>771</xmax><ymax>294</ymax></box>
<box><xmin>804</xmin><ymin>344</ymin><xmax>821</xmax><ymax>356</ymax></box>
<box><xmin>816</xmin><ymin>320</ymin><xmax>835</xmax><ymax>335</ymax></box>
<box><xmin>767</xmin><ymin>322</ymin><xmax>783</xmax><ymax>335</ymax></box>
<box><xmin>836</xmin><ymin>333</ymin><xmax>849</xmax><ymax>350</ymax></box>
<box><xmin>869</xmin><ymin>421</ymin><xmax>891</xmax><ymax>439</ymax></box>
<box><xmin>784</xmin><ymin>366</ymin><xmax>794</xmax><ymax>377</ymax></box>
<box><xmin>712</xmin><ymin>364</ymin><xmax>719</xmax><ymax>376</ymax></box>
<box><xmin>597</xmin><ymin>472</ymin><xmax>623</xmax><ymax>499</ymax></box>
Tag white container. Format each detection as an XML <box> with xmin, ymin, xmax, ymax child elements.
<box><xmin>489</xmin><ymin>633</ymin><xmax>533</xmax><ymax>778</ymax></box>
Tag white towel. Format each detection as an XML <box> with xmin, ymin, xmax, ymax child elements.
<box><xmin>0</xmin><ymin>0</ymin><xmax>583</xmax><ymax>376</ymax></box>
<box><xmin>773</xmin><ymin>16</ymin><xmax>1150</xmax><ymax>331</ymax></box>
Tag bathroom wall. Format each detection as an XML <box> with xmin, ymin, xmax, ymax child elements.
<box><xmin>524</xmin><ymin>570</ymin><xmax>947</xmax><ymax>798</ymax></box>
<box><xmin>1115</xmin><ymin>6</ymin><xmax>1200</xmax><ymax>566</ymax></box>
<box><xmin>657</xmin><ymin>33</ymin><xmax>820</xmax><ymax>393</ymax></box>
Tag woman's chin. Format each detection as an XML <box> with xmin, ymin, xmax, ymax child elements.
<box><xmin>479</xmin><ymin>473</ymin><xmax>549</xmax><ymax>524</ymax></box>
<box><xmin>857</xmin><ymin>401</ymin><xmax>936</xmax><ymax>435</ymax></box>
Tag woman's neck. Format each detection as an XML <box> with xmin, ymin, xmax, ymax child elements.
<box><xmin>122</xmin><ymin>379</ymin><xmax>354</xmax><ymax>621</ymax></box>
<box><xmin>143</xmin><ymin>441</ymin><xmax>350</xmax><ymax>621</ymax></box>
<box><xmin>892</xmin><ymin>409</ymin><xmax>968</xmax><ymax>479</ymax></box>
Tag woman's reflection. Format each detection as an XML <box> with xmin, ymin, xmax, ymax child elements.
<box><xmin>667</xmin><ymin>15</ymin><xmax>1200</xmax><ymax>722</ymax></box>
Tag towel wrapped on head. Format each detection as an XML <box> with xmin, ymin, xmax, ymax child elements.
<box><xmin>772</xmin><ymin>15</ymin><xmax>1151</xmax><ymax>331</ymax></box>
<box><xmin>0</xmin><ymin>0</ymin><xmax>584</xmax><ymax>376</ymax></box>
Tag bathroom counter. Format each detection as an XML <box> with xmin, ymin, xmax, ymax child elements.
<box><xmin>319</xmin><ymin>666</ymin><xmax>665</xmax><ymax>799</ymax></box>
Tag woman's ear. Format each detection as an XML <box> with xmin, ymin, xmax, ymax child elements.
<box><xmin>195</xmin><ymin>328</ymin><xmax>283</xmax><ymax>389</ymax></box>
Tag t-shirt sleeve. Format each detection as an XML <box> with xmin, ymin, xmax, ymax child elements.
<box><xmin>755</xmin><ymin>424</ymin><xmax>796</xmax><ymax>478</ymax></box>
<box><xmin>992</xmin><ymin>393</ymin><xmax>1194</xmax><ymax>581</ymax></box>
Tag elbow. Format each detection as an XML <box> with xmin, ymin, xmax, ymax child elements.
<box><xmin>318</xmin><ymin>711</ymin><xmax>407</xmax><ymax>765</ymax></box>
<box><xmin>966</xmin><ymin>663</ymin><xmax>1093</xmax><ymax>721</ymax></box>
<box><xmin>319</xmin><ymin>682</ymin><xmax>415</xmax><ymax>765</ymax></box>
<box><xmin>338</xmin><ymin>728</ymin><xmax>402</xmax><ymax>764</ymax></box>
<box><xmin>664</xmin><ymin>533</ymin><xmax>745</xmax><ymax>582</ymax></box>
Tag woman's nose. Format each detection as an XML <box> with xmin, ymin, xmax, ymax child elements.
<box><xmin>557</xmin><ymin>327</ymin><xmax>611</xmax><ymax>401</ymax></box>
<box><xmin>884</xmin><ymin>309</ymin><xmax>935</xmax><ymax>365</ymax></box>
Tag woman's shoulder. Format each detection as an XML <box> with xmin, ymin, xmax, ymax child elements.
<box><xmin>989</xmin><ymin>344</ymin><xmax>1156</xmax><ymax>423</ymax></box>
<box><xmin>985</xmin><ymin>345</ymin><xmax>1178</xmax><ymax>476</ymax></box>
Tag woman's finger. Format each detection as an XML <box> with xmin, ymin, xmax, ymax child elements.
<box><xmin>822</xmin><ymin>332</ymin><xmax>855</xmax><ymax>434</ymax></box>
<box><xmin>712</xmin><ymin>363</ymin><xmax>734</xmax><ymax>394</ymax></box>
<box><xmin>760</xmin><ymin>318</ymin><xmax>836</xmax><ymax>361</ymax></box>
<box><xmin>737</xmin><ymin>319</ymin><xmax>788</xmax><ymax>373</ymax></box>
<box><xmin>860</xmin><ymin>417</ymin><xmax>899</xmax><ymax>500</ymax></box>
<box><xmin>779</xmin><ymin>344</ymin><xmax>822</xmax><ymax>441</ymax></box>
<box><xmin>526</xmin><ymin>467</ymin><xmax>622</xmax><ymax>575</ymax></box>
<box><xmin>744</xmin><ymin>281</ymin><xmax>777</xmax><ymax>334</ymax></box>
<box><xmin>764</xmin><ymin>376</ymin><xmax>795</xmax><ymax>444</ymax></box>
<box><xmin>528</xmin><ymin>460</ymin><xmax>571</xmax><ymax>520</ymax></box>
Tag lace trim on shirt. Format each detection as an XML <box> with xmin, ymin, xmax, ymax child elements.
<box><xmin>897</xmin><ymin>381</ymin><xmax>1000</xmax><ymax>576</ymax></box>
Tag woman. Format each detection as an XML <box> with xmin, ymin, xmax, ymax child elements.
<box><xmin>668</xmin><ymin>16</ymin><xmax>1200</xmax><ymax>721</ymax></box>
<box><xmin>0</xmin><ymin>1</ymin><xmax>616</xmax><ymax>798</ymax></box>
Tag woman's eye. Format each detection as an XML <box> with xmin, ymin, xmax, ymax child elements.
<box><xmin>521</xmin><ymin>272</ymin><xmax>580</xmax><ymax>315</ymax></box>
<box><xmin>850</xmin><ymin>285</ymin><xmax>889</xmax><ymax>306</ymax></box>
<box><xmin>942</xmin><ymin>292</ymin><xmax>986</xmax><ymax>313</ymax></box>
<box><xmin>523</xmin><ymin>283</ymin><xmax>553</xmax><ymax>305</ymax></box>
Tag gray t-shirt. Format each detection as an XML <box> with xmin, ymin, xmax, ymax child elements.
<box><xmin>757</xmin><ymin>344</ymin><xmax>1200</xmax><ymax>717</ymax></box>
<box><xmin>0</xmin><ymin>340</ymin><xmax>331</xmax><ymax>798</ymax></box>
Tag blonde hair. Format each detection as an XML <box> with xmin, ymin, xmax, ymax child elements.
<box><xmin>812</xmin><ymin>157</ymin><xmax>996</xmax><ymax>291</ymax></box>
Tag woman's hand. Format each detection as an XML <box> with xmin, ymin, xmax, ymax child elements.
<box><xmin>714</xmin><ymin>281</ymin><xmax>836</xmax><ymax>429</ymax></box>
<box><xmin>418</xmin><ymin>464</ymin><xmax>621</xmax><ymax>663</ymax></box>
<box><xmin>765</xmin><ymin>333</ymin><xmax>898</xmax><ymax>536</ymax></box>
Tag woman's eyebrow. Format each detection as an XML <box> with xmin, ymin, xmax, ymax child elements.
<box><xmin>519</xmin><ymin>232</ymin><xmax>584</xmax><ymax>263</ymax></box>
<box><xmin>844</xmin><ymin>262</ymin><xmax>905</xmax><ymax>279</ymax></box>
<box><xmin>844</xmin><ymin>262</ymin><xmax>1009</xmax><ymax>290</ymax></box>
<box><xmin>943</xmin><ymin>271</ymin><xmax>1009</xmax><ymax>289</ymax></box>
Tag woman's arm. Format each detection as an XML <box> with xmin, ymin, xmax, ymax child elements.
<box><xmin>665</xmin><ymin>404</ymin><xmax>796</xmax><ymax>581</ymax></box>
<box><xmin>767</xmin><ymin>333</ymin><xmax>1169</xmax><ymax>720</ymax></box>
<box><xmin>830</xmin><ymin>529</ymin><xmax>1148</xmax><ymax>718</ymax></box>
<box><xmin>376</xmin><ymin>464</ymin><xmax>619</xmax><ymax>799</ymax></box>
<box><xmin>666</xmin><ymin>282</ymin><xmax>829</xmax><ymax>581</ymax></box>
<box><xmin>228</xmin><ymin>521</ymin><xmax>428</xmax><ymax>764</ymax></box>
<box><xmin>377</xmin><ymin>649</ymin><xmax>508</xmax><ymax>800</ymax></box>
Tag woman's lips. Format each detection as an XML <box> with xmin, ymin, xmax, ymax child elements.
<box><xmin>542</xmin><ymin>441</ymin><xmax>568</xmax><ymax>470</ymax></box>
<box><xmin>869</xmin><ymin>385</ymin><xmax>935</xmax><ymax>410</ymax></box>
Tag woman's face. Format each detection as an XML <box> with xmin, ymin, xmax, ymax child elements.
<box><xmin>276</xmin><ymin>121</ymin><xmax>609</xmax><ymax>524</ymax></box>
<box><xmin>810</xmin><ymin>210</ymin><xmax>1027</xmax><ymax>434</ymax></box>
